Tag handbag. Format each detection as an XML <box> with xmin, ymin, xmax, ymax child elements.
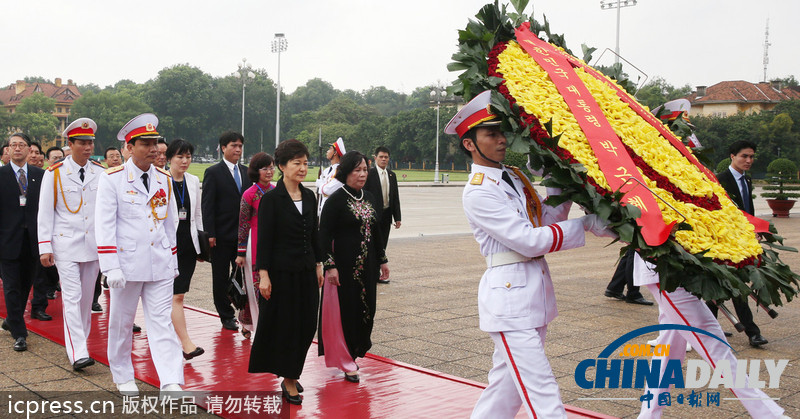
<box><xmin>227</xmin><ymin>266</ymin><xmax>247</xmax><ymax>310</ymax></box>
<box><xmin>197</xmin><ymin>230</ymin><xmax>212</xmax><ymax>262</ymax></box>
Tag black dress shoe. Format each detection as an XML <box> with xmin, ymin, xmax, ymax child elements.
<box><xmin>281</xmin><ymin>382</ymin><xmax>302</xmax><ymax>405</ymax></box>
<box><xmin>221</xmin><ymin>318</ymin><xmax>238</xmax><ymax>331</ymax></box>
<box><xmin>724</xmin><ymin>331</ymin><xmax>733</xmax><ymax>338</ymax></box>
<box><xmin>1</xmin><ymin>320</ymin><xmax>8</xmax><ymax>331</ymax></box>
<box><xmin>749</xmin><ymin>334</ymin><xmax>768</xmax><ymax>347</ymax></box>
<box><xmin>31</xmin><ymin>311</ymin><xmax>53</xmax><ymax>321</ymax></box>
<box><xmin>296</xmin><ymin>382</ymin><xmax>304</xmax><ymax>393</ymax></box>
<box><xmin>73</xmin><ymin>357</ymin><xmax>95</xmax><ymax>371</ymax></box>
<box><xmin>46</xmin><ymin>291</ymin><xmax>57</xmax><ymax>300</ymax></box>
<box><xmin>344</xmin><ymin>372</ymin><xmax>360</xmax><ymax>383</ymax></box>
<box><xmin>377</xmin><ymin>279</ymin><xmax>390</xmax><ymax>284</ymax></box>
<box><xmin>182</xmin><ymin>347</ymin><xmax>205</xmax><ymax>360</ymax></box>
<box><xmin>604</xmin><ymin>289</ymin><xmax>625</xmax><ymax>300</ymax></box>
<box><xmin>626</xmin><ymin>296</ymin><xmax>654</xmax><ymax>306</ymax></box>
<box><xmin>91</xmin><ymin>302</ymin><xmax>102</xmax><ymax>313</ymax></box>
<box><xmin>132</xmin><ymin>323</ymin><xmax>142</xmax><ymax>333</ymax></box>
<box><xmin>13</xmin><ymin>337</ymin><xmax>27</xmax><ymax>352</ymax></box>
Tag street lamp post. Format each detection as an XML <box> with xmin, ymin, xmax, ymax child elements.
<box><xmin>599</xmin><ymin>0</ymin><xmax>637</xmax><ymax>64</ymax></box>
<box><xmin>234</xmin><ymin>58</ymin><xmax>255</xmax><ymax>157</ymax></box>
<box><xmin>430</xmin><ymin>87</ymin><xmax>446</xmax><ymax>183</ymax></box>
<box><xmin>271</xmin><ymin>33</ymin><xmax>288</xmax><ymax>150</ymax></box>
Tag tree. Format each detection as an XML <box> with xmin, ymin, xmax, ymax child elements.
<box><xmin>283</xmin><ymin>78</ymin><xmax>340</xmax><ymax>119</ymax></box>
<box><xmin>23</xmin><ymin>76</ymin><xmax>53</xmax><ymax>84</ymax></box>
<box><xmin>770</xmin><ymin>75</ymin><xmax>799</xmax><ymax>88</ymax></box>
<box><xmin>634</xmin><ymin>77</ymin><xmax>693</xmax><ymax>110</ymax></box>
<box><xmin>11</xmin><ymin>93</ymin><xmax>59</xmax><ymax>141</ymax></box>
<box><xmin>145</xmin><ymin>64</ymin><xmax>215</xmax><ymax>147</ymax></box>
<box><xmin>12</xmin><ymin>113</ymin><xmax>58</xmax><ymax>141</ymax></box>
<box><xmin>70</xmin><ymin>91</ymin><xmax>152</xmax><ymax>151</ymax></box>
<box><xmin>15</xmin><ymin>93</ymin><xmax>56</xmax><ymax>114</ymax></box>
<box><xmin>362</xmin><ymin>86</ymin><xmax>408</xmax><ymax>116</ymax></box>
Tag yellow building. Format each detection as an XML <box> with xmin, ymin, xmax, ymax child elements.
<box><xmin>0</xmin><ymin>78</ymin><xmax>81</xmax><ymax>147</ymax></box>
<box><xmin>687</xmin><ymin>80</ymin><xmax>800</xmax><ymax>118</ymax></box>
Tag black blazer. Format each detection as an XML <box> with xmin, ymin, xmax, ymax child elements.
<box><xmin>0</xmin><ymin>163</ymin><xmax>44</xmax><ymax>260</ymax></box>
<box><xmin>256</xmin><ymin>179</ymin><xmax>322</xmax><ymax>272</ymax></box>
<box><xmin>717</xmin><ymin>167</ymin><xmax>754</xmax><ymax>215</ymax></box>
<box><xmin>364</xmin><ymin>166</ymin><xmax>401</xmax><ymax>223</ymax></box>
<box><xmin>201</xmin><ymin>160</ymin><xmax>252</xmax><ymax>243</ymax></box>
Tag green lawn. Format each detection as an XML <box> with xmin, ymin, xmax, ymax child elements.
<box><xmin>186</xmin><ymin>163</ymin><xmax>469</xmax><ymax>183</ymax></box>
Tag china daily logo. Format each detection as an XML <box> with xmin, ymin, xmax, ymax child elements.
<box><xmin>574</xmin><ymin>325</ymin><xmax>788</xmax><ymax>391</ymax></box>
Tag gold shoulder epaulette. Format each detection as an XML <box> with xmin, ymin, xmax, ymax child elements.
<box><xmin>105</xmin><ymin>165</ymin><xmax>124</xmax><ymax>175</ymax></box>
<box><xmin>90</xmin><ymin>160</ymin><xmax>105</xmax><ymax>168</ymax></box>
<box><xmin>505</xmin><ymin>165</ymin><xmax>519</xmax><ymax>170</ymax></box>
<box><xmin>47</xmin><ymin>161</ymin><xmax>64</xmax><ymax>172</ymax></box>
<box><xmin>156</xmin><ymin>166</ymin><xmax>171</xmax><ymax>177</ymax></box>
<box><xmin>470</xmin><ymin>172</ymin><xmax>485</xmax><ymax>185</ymax></box>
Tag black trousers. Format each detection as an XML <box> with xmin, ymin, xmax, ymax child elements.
<box><xmin>378</xmin><ymin>208</ymin><xmax>393</xmax><ymax>252</ymax></box>
<box><xmin>0</xmin><ymin>234</ymin><xmax>47</xmax><ymax>339</ymax></box>
<box><xmin>210</xmin><ymin>241</ymin><xmax>237</xmax><ymax>322</ymax></box>
<box><xmin>706</xmin><ymin>297</ymin><xmax>761</xmax><ymax>337</ymax></box>
<box><xmin>605</xmin><ymin>248</ymin><xmax>644</xmax><ymax>299</ymax></box>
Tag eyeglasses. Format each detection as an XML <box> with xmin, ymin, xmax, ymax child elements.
<box><xmin>259</xmin><ymin>166</ymin><xmax>276</xmax><ymax>172</ymax></box>
<box><xmin>8</xmin><ymin>143</ymin><xmax>28</xmax><ymax>149</ymax></box>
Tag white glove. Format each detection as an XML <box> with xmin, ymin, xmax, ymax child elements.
<box><xmin>106</xmin><ymin>269</ymin><xmax>127</xmax><ymax>288</ymax></box>
<box><xmin>582</xmin><ymin>214</ymin><xmax>618</xmax><ymax>239</ymax></box>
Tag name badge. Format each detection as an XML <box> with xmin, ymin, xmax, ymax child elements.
<box><xmin>19</xmin><ymin>196</ymin><xmax>26</xmax><ymax>207</ymax></box>
<box><xmin>178</xmin><ymin>209</ymin><xmax>188</xmax><ymax>220</ymax></box>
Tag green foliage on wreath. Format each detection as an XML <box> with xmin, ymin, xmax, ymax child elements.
<box><xmin>448</xmin><ymin>2</ymin><xmax>800</xmax><ymax>307</ymax></box>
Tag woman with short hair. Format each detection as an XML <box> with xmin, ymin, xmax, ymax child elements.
<box><xmin>248</xmin><ymin>139</ymin><xmax>324</xmax><ymax>405</ymax></box>
<box><xmin>235</xmin><ymin>152</ymin><xmax>276</xmax><ymax>338</ymax></box>
<box><xmin>167</xmin><ymin>138</ymin><xmax>205</xmax><ymax>360</ymax></box>
<box><xmin>318</xmin><ymin>151</ymin><xmax>390</xmax><ymax>383</ymax></box>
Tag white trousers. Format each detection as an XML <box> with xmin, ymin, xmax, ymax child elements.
<box><xmin>639</xmin><ymin>284</ymin><xmax>784</xmax><ymax>418</ymax></box>
<box><xmin>108</xmin><ymin>279</ymin><xmax>183</xmax><ymax>388</ymax></box>
<box><xmin>55</xmin><ymin>260</ymin><xmax>99</xmax><ymax>364</ymax></box>
<box><xmin>472</xmin><ymin>326</ymin><xmax>566</xmax><ymax>419</ymax></box>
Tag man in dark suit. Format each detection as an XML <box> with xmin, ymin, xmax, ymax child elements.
<box><xmin>202</xmin><ymin>132</ymin><xmax>252</xmax><ymax>330</ymax></box>
<box><xmin>0</xmin><ymin>133</ymin><xmax>50</xmax><ymax>352</ymax></box>
<box><xmin>710</xmin><ymin>140</ymin><xmax>767</xmax><ymax>347</ymax></box>
<box><xmin>364</xmin><ymin>146</ymin><xmax>401</xmax><ymax>284</ymax></box>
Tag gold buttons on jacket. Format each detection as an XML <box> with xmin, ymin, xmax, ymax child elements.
<box><xmin>505</xmin><ymin>282</ymin><xmax>511</xmax><ymax>288</ymax></box>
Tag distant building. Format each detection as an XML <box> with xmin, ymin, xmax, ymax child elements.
<box><xmin>685</xmin><ymin>80</ymin><xmax>800</xmax><ymax>118</ymax></box>
<box><xmin>0</xmin><ymin>78</ymin><xmax>81</xmax><ymax>145</ymax></box>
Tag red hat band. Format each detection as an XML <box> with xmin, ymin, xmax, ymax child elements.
<box><xmin>68</xmin><ymin>127</ymin><xmax>95</xmax><ymax>138</ymax></box>
<box><xmin>125</xmin><ymin>125</ymin><xmax>160</xmax><ymax>142</ymax></box>
<box><xmin>456</xmin><ymin>107</ymin><xmax>497</xmax><ymax>138</ymax></box>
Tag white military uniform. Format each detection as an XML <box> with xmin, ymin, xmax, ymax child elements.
<box><xmin>465</xmin><ymin>164</ymin><xmax>586</xmax><ymax>419</ymax></box>
<box><xmin>633</xmin><ymin>254</ymin><xmax>785</xmax><ymax>419</ymax></box>
<box><xmin>95</xmin><ymin>158</ymin><xmax>183</xmax><ymax>388</ymax></box>
<box><xmin>316</xmin><ymin>163</ymin><xmax>343</xmax><ymax>216</ymax></box>
<box><xmin>37</xmin><ymin>156</ymin><xmax>103</xmax><ymax>364</ymax></box>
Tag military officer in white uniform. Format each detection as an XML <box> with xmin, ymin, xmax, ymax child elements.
<box><xmin>633</xmin><ymin>253</ymin><xmax>787</xmax><ymax>419</ymax></box>
<box><xmin>95</xmin><ymin>113</ymin><xmax>183</xmax><ymax>396</ymax></box>
<box><xmin>447</xmin><ymin>91</ymin><xmax>615</xmax><ymax>419</ymax></box>
<box><xmin>38</xmin><ymin>118</ymin><xmax>103</xmax><ymax>371</ymax></box>
<box><xmin>315</xmin><ymin>137</ymin><xmax>346</xmax><ymax>216</ymax></box>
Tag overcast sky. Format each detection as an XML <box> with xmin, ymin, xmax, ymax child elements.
<box><xmin>4</xmin><ymin>0</ymin><xmax>797</xmax><ymax>95</ymax></box>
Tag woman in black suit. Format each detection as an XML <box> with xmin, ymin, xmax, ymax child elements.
<box><xmin>248</xmin><ymin>139</ymin><xmax>323</xmax><ymax>405</ymax></box>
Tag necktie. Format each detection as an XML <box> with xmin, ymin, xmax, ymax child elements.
<box><xmin>79</xmin><ymin>168</ymin><xmax>85</xmax><ymax>183</ymax></box>
<box><xmin>380</xmin><ymin>169</ymin><xmax>389</xmax><ymax>208</ymax></box>
<box><xmin>233</xmin><ymin>165</ymin><xmax>242</xmax><ymax>192</ymax></box>
<box><xmin>501</xmin><ymin>171</ymin><xmax>519</xmax><ymax>196</ymax></box>
<box><xmin>739</xmin><ymin>175</ymin><xmax>751</xmax><ymax>214</ymax></box>
<box><xmin>17</xmin><ymin>168</ymin><xmax>27</xmax><ymax>195</ymax></box>
<box><xmin>141</xmin><ymin>173</ymin><xmax>149</xmax><ymax>192</ymax></box>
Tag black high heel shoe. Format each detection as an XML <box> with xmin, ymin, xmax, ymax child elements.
<box><xmin>296</xmin><ymin>381</ymin><xmax>304</xmax><ymax>393</ymax></box>
<box><xmin>281</xmin><ymin>381</ymin><xmax>302</xmax><ymax>405</ymax></box>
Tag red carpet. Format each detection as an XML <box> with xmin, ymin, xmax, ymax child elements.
<box><xmin>1</xmin><ymin>285</ymin><xmax>614</xmax><ymax>418</ymax></box>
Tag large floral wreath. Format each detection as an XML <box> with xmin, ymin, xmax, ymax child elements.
<box><xmin>449</xmin><ymin>2</ymin><xmax>799</xmax><ymax>306</ymax></box>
